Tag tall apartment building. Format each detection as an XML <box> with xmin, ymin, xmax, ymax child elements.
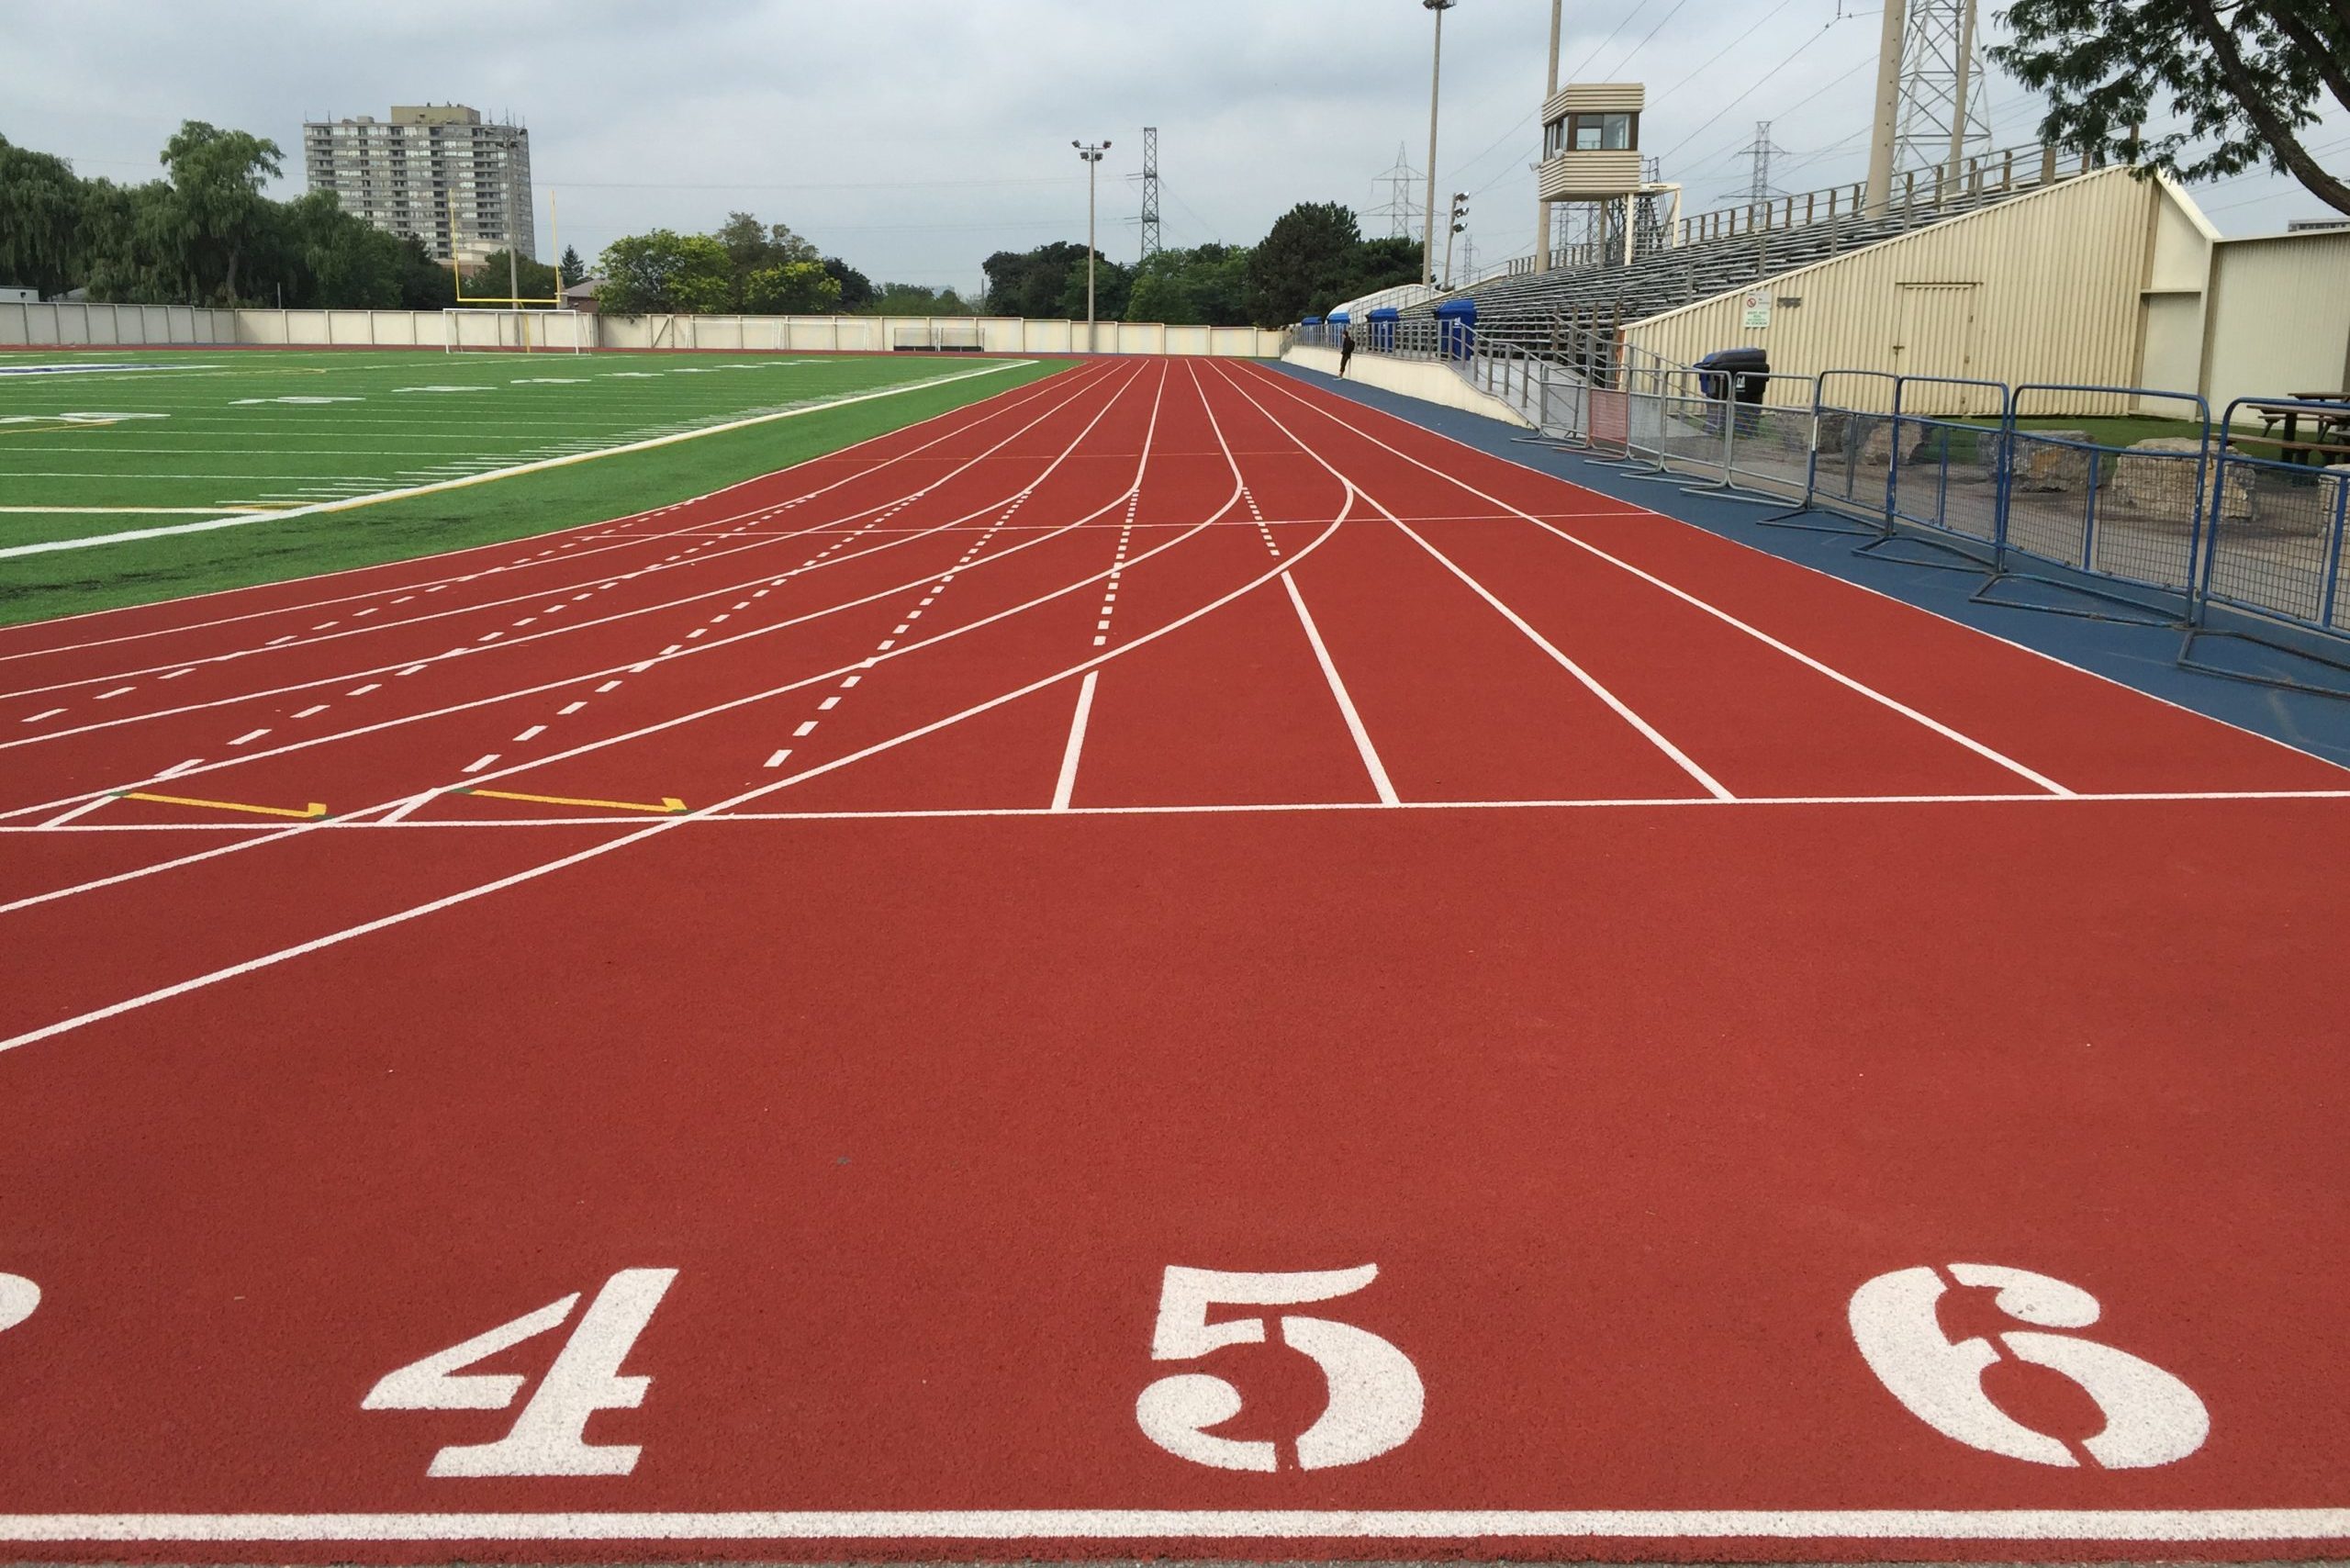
<box><xmin>302</xmin><ymin>104</ymin><xmax>534</xmax><ymax>271</ymax></box>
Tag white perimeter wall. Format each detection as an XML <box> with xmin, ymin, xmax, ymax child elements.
<box><xmin>1285</xmin><ymin>343</ymin><xmax>1534</xmax><ymax>428</ymax></box>
<box><xmin>0</xmin><ymin>303</ymin><xmax>1286</xmax><ymax>358</ymax></box>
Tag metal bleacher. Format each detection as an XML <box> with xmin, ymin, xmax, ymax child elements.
<box><xmin>1409</xmin><ymin>143</ymin><xmax>2099</xmax><ymax>349</ymax></box>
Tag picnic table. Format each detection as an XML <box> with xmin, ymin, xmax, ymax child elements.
<box><xmin>2240</xmin><ymin>393</ymin><xmax>2350</xmax><ymax>465</ymax></box>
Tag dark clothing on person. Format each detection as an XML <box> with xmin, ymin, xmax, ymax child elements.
<box><xmin>1338</xmin><ymin>330</ymin><xmax>1355</xmax><ymax>376</ymax></box>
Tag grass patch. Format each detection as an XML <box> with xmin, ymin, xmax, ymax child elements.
<box><xmin>0</xmin><ymin>357</ymin><xmax>1064</xmax><ymax>626</ymax></box>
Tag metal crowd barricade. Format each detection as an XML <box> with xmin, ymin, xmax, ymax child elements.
<box><xmin>1980</xmin><ymin>385</ymin><xmax>2210</xmax><ymax>623</ymax></box>
<box><xmin>1863</xmin><ymin>374</ymin><xmax>2011</xmax><ymax>569</ymax></box>
<box><xmin>1678</xmin><ymin>372</ymin><xmax>1819</xmax><ymax>507</ymax></box>
<box><xmin>2181</xmin><ymin>397</ymin><xmax>2350</xmax><ymax>691</ymax></box>
<box><xmin>1771</xmin><ymin>369</ymin><xmax>1899</xmax><ymax>535</ymax></box>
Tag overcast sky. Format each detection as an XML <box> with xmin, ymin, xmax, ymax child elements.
<box><xmin>5</xmin><ymin>0</ymin><xmax>2344</xmax><ymax>290</ymax></box>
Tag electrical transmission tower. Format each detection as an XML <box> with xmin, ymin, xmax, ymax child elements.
<box><xmin>1720</xmin><ymin>121</ymin><xmax>1788</xmax><ymax>204</ymax></box>
<box><xmin>1892</xmin><ymin>0</ymin><xmax>1992</xmax><ymax>175</ymax></box>
<box><xmin>1366</xmin><ymin>142</ymin><xmax>1426</xmax><ymax>241</ymax></box>
<box><xmin>1137</xmin><ymin>126</ymin><xmax>1162</xmax><ymax>263</ymax></box>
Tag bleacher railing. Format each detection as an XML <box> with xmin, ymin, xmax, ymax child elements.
<box><xmin>1673</xmin><ymin>143</ymin><xmax>2098</xmax><ymax>247</ymax></box>
<box><xmin>1302</xmin><ymin>322</ymin><xmax>2350</xmax><ymax>690</ymax></box>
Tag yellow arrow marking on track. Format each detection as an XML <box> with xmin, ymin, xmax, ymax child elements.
<box><xmin>118</xmin><ymin>791</ymin><xmax>328</xmax><ymax>820</ymax></box>
<box><xmin>465</xmin><ymin>788</ymin><xmax>688</xmax><ymax>815</ymax></box>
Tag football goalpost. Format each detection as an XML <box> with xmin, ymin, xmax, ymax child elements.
<box><xmin>442</xmin><ymin>302</ymin><xmax>588</xmax><ymax>354</ymax></box>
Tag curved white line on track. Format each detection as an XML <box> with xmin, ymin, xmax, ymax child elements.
<box><xmin>0</xmin><ymin>369</ymin><xmax>1347</xmax><ymax>1054</ymax></box>
<box><xmin>0</xmin><ymin>365</ymin><xmax>1118</xmax><ymax>697</ymax></box>
<box><xmin>0</xmin><ymin>366</ymin><xmax>1150</xmax><ymax>788</ymax></box>
<box><xmin>0</xmin><ymin>367</ymin><xmax>1165</xmax><ymax>899</ymax></box>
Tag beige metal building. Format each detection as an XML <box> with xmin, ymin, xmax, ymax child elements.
<box><xmin>302</xmin><ymin>104</ymin><xmax>534</xmax><ymax>271</ymax></box>
<box><xmin>1620</xmin><ymin>166</ymin><xmax>2348</xmax><ymax>421</ymax></box>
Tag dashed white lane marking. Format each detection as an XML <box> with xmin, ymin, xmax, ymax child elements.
<box><xmin>39</xmin><ymin>792</ymin><xmax>116</xmax><ymax>828</ymax></box>
<box><xmin>156</xmin><ymin>757</ymin><xmax>204</xmax><ymax>779</ymax></box>
<box><xmin>764</xmin><ymin>748</ymin><xmax>792</xmax><ymax>768</ymax></box>
<box><xmin>1091</xmin><ymin>504</ymin><xmax>1136</xmax><ymax>648</ymax></box>
<box><xmin>293</xmin><ymin>704</ymin><xmax>329</xmax><ymax>719</ymax></box>
<box><xmin>559</xmin><ymin>701</ymin><xmax>587</xmax><ymax>716</ymax></box>
<box><xmin>397</xmin><ymin>664</ymin><xmax>427</xmax><ymax>676</ymax></box>
<box><xmin>20</xmin><ymin>709</ymin><xmax>64</xmax><ymax>723</ymax></box>
<box><xmin>512</xmin><ymin>725</ymin><xmax>545</xmax><ymax>744</ymax></box>
<box><xmin>792</xmin><ymin>720</ymin><xmax>819</xmax><ymax>737</ymax></box>
<box><xmin>265</xmin><ymin>634</ymin><xmax>296</xmax><ymax>647</ymax></box>
<box><xmin>1282</xmin><ymin>571</ymin><xmax>1398</xmax><ymax>807</ymax></box>
<box><xmin>227</xmin><ymin>728</ymin><xmax>269</xmax><ymax>746</ymax></box>
<box><xmin>96</xmin><ymin>686</ymin><xmax>134</xmax><ymax>700</ymax></box>
<box><xmin>596</xmin><ymin>680</ymin><xmax>622</xmax><ymax>693</ymax></box>
<box><xmin>462</xmin><ymin>754</ymin><xmax>498</xmax><ymax>773</ymax></box>
<box><xmin>1050</xmin><ymin>669</ymin><xmax>1100</xmax><ymax>812</ymax></box>
<box><xmin>161</xmin><ymin>668</ymin><xmax>194</xmax><ymax>679</ymax></box>
<box><xmin>348</xmin><ymin>683</ymin><xmax>381</xmax><ymax>696</ymax></box>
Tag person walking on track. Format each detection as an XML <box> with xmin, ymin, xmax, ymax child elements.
<box><xmin>1339</xmin><ymin>327</ymin><xmax>1355</xmax><ymax>377</ymax></box>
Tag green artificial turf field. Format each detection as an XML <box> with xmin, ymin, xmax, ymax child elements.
<box><xmin>0</xmin><ymin>348</ymin><xmax>1064</xmax><ymax>624</ymax></box>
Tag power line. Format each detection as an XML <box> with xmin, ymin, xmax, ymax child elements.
<box><xmin>1656</xmin><ymin>29</ymin><xmax>1874</xmax><ymax>164</ymax></box>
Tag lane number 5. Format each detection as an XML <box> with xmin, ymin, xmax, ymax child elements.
<box><xmin>1850</xmin><ymin>1262</ymin><xmax>2209</xmax><ymax>1468</ymax></box>
<box><xmin>1136</xmin><ymin>1264</ymin><xmax>1424</xmax><ymax>1472</ymax></box>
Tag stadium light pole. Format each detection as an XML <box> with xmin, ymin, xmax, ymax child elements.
<box><xmin>1421</xmin><ymin>0</ymin><xmax>1457</xmax><ymax>288</ymax></box>
<box><xmin>1074</xmin><ymin>140</ymin><xmax>1111</xmax><ymax>352</ymax></box>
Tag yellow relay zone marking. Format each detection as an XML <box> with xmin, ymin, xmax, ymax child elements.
<box><xmin>465</xmin><ymin>788</ymin><xmax>688</xmax><ymax>815</ymax></box>
<box><xmin>117</xmin><ymin>790</ymin><xmax>328</xmax><ymax>820</ymax></box>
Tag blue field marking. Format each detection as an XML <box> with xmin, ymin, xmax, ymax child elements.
<box><xmin>1274</xmin><ymin>364</ymin><xmax>2350</xmax><ymax>769</ymax></box>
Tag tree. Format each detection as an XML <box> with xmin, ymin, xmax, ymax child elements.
<box><xmin>743</xmin><ymin>259</ymin><xmax>842</xmax><ymax>313</ymax></box>
<box><xmin>1246</xmin><ymin>201</ymin><xmax>1363</xmax><ymax>327</ymax></box>
<box><xmin>982</xmin><ymin>241</ymin><xmax>1092</xmax><ymax>319</ymax></box>
<box><xmin>867</xmin><ymin>282</ymin><xmax>979</xmax><ymax>316</ymax></box>
<box><xmin>274</xmin><ymin>189</ymin><xmax>411</xmax><ymax>308</ymax></box>
<box><xmin>158</xmin><ymin>120</ymin><xmax>283</xmax><ymax>302</ymax></box>
<box><xmin>822</xmin><ymin>255</ymin><xmax>874</xmax><ymax>310</ymax></box>
<box><xmin>1127</xmin><ymin>243</ymin><xmax>1254</xmax><ymax>326</ymax></box>
<box><xmin>557</xmin><ymin>245</ymin><xmax>587</xmax><ymax>287</ymax></box>
<box><xmin>1054</xmin><ymin>250</ymin><xmax>1132</xmax><ymax>322</ymax></box>
<box><xmin>1993</xmin><ymin>0</ymin><xmax>2350</xmax><ymax>216</ymax></box>
<box><xmin>460</xmin><ymin>249</ymin><xmax>560</xmax><ymax>302</ymax></box>
<box><xmin>595</xmin><ymin>230</ymin><xmax>733</xmax><ymax>314</ymax></box>
<box><xmin>395</xmin><ymin>235</ymin><xmax>456</xmax><ymax>309</ymax></box>
<box><xmin>0</xmin><ymin>135</ymin><xmax>85</xmax><ymax>298</ymax></box>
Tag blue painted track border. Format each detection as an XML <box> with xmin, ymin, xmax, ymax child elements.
<box><xmin>1274</xmin><ymin>363</ymin><xmax>2350</xmax><ymax>770</ymax></box>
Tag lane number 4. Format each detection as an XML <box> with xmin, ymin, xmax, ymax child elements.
<box><xmin>363</xmin><ymin>1267</ymin><xmax>676</xmax><ymax>1477</ymax></box>
<box><xmin>1136</xmin><ymin>1264</ymin><xmax>1425</xmax><ymax>1472</ymax></box>
<box><xmin>1850</xmin><ymin>1262</ymin><xmax>2209</xmax><ymax>1468</ymax></box>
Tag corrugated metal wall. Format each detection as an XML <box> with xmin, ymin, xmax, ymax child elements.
<box><xmin>1624</xmin><ymin>168</ymin><xmax>2169</xmax><ymax>414</ymax></box>
<box><xmin>2200</xmin><ymin>230</ymin><xmax>2350</xmax><ymax>425</ymax></box>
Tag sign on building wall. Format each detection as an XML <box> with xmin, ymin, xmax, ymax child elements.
<box><xmin>1740</xmin><ymin>290</ymin><xmax>1773</xmax><ymax>330</ymax></box>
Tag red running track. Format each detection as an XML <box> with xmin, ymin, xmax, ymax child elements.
<box><xmin>3</xmin><ymin>357</ymin><xmax>2350</xmax><ymax>1562</ymax></box>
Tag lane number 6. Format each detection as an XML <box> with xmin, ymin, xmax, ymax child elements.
<box><xmin>1135</xmin><ymin>1264</ymin><xmax>1424</xmax><ymax>1472</ymax></box>
<box><xmin>1850</xmin><ymin>1262</ymin><xmax>2209</xmax><ymax>1468</ymax></box>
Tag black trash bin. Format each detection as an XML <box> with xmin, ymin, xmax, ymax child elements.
<box><xmin>1695</xmin><ymin>346</ymin><xmax>1769</xmax><ymax>405</ymax></box>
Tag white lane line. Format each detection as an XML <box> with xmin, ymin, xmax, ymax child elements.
<box><xmin>2</xmin><ymin>1508</ymin><xmax>2345</xmax><ymax>1544</ymax></box>
<box><xmin>1212</xmin><ymin>364</ymin><xmax>1730</xmax><ymax>802</ymax></box>
<box><xmin>155</xmin><ymin>757</ymin><xmax>204</xmax><ymax>779</ymax></box>
<box><xmin>763</xmin><ymin>748</ymin><xmax>792</xmax><ymax>768</ymax></box>
<box><xmin>558</xmin><ymin>701</ymin><xmax>587</xmax><ymax>715</ymax></box>
<box><xmin>792</xmin><ymin>720</ymin><xmax>819</xmax><ymax>737</ymax></box>
<box><xmin>1050</xmin><ymin>669</ymin><xmax>1100</xmax><ymax>812</ymax></box>
<box><xmin>11</xmin><ymin>788</ymin><xmax>2350</xmax><ymax>836</ymax></box>
<box><xmin>817</xmin><ymin>696</ymin><xmax>840</xmax><ymax>711</ymax></box>
<box><xmin>1281</xmin><ymin>571</ymin><xmax>1399</xmax><ymax>806</ymax></box>
<box><xmin>462</xmin><ymin>754</ymin><xmax>498</xmax><ymax>773</ymax></box>
<box><xmin>1238</xmin><ymin>362</ymin><xmax>2077</xmax><ymax>798</ymax></box>
<box><xmin>512</xmin><ymin>725</ymin><xmax>544</xmax><ymax>743</ymax></box>
<box><xmin>20</xmin><ymin>708</ymin><xmax>64</xmax><ymax>723</ymax></box>
<box><xmin>35</xmin><ymin>793</ymin><xmax>115</xmax><ymax>829</ymax></box>
<box><xmin>293</xmin><ymin>704</ymin><xmax>328</xmax><ymax>719</ymax></box>
<box><xmin>348</xmin><ymin>683</ymin><xmax>380</xmax><ymax>696</ymax></box>
<box><xmin>226</xmin><ymin>728</ymin><xmax>269</xmax><ymax>746</ymax></box>
<box><xmin>95</xmin><ymin>686</ymin><xmax>134</xmax><ymax>700</ymax></box>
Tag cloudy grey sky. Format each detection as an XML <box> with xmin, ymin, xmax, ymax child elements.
<box><xmin>5</xmin><ymin>0</ymin><xmax>2343</xmax><ymax>289</ymax></box>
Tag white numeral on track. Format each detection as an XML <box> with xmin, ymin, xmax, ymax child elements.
<box><xmin>1136</xmin><ymin>1264</ymin><xmax>1423</xmax><ymax>1472</ymax></box>
<box><xmin>0</xmin><ymin>1273</ymin><xmax>38</xmax><ymax>1335</ymax></box>
<box><xmin>1850</xmin><ymin>1262</ymin><xmax>2209</xmax><ymax>1468</ymax></box>
<box><xmin>364</xmin><ymin>1267</ymin><xmax>676</xmax><ymax>1477</ymax></box>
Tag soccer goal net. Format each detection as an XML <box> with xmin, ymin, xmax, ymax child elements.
<box><xmin>442</xmin><ymin>306</ymin><xmax>588</xmax><ymax>354</ymax></box>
